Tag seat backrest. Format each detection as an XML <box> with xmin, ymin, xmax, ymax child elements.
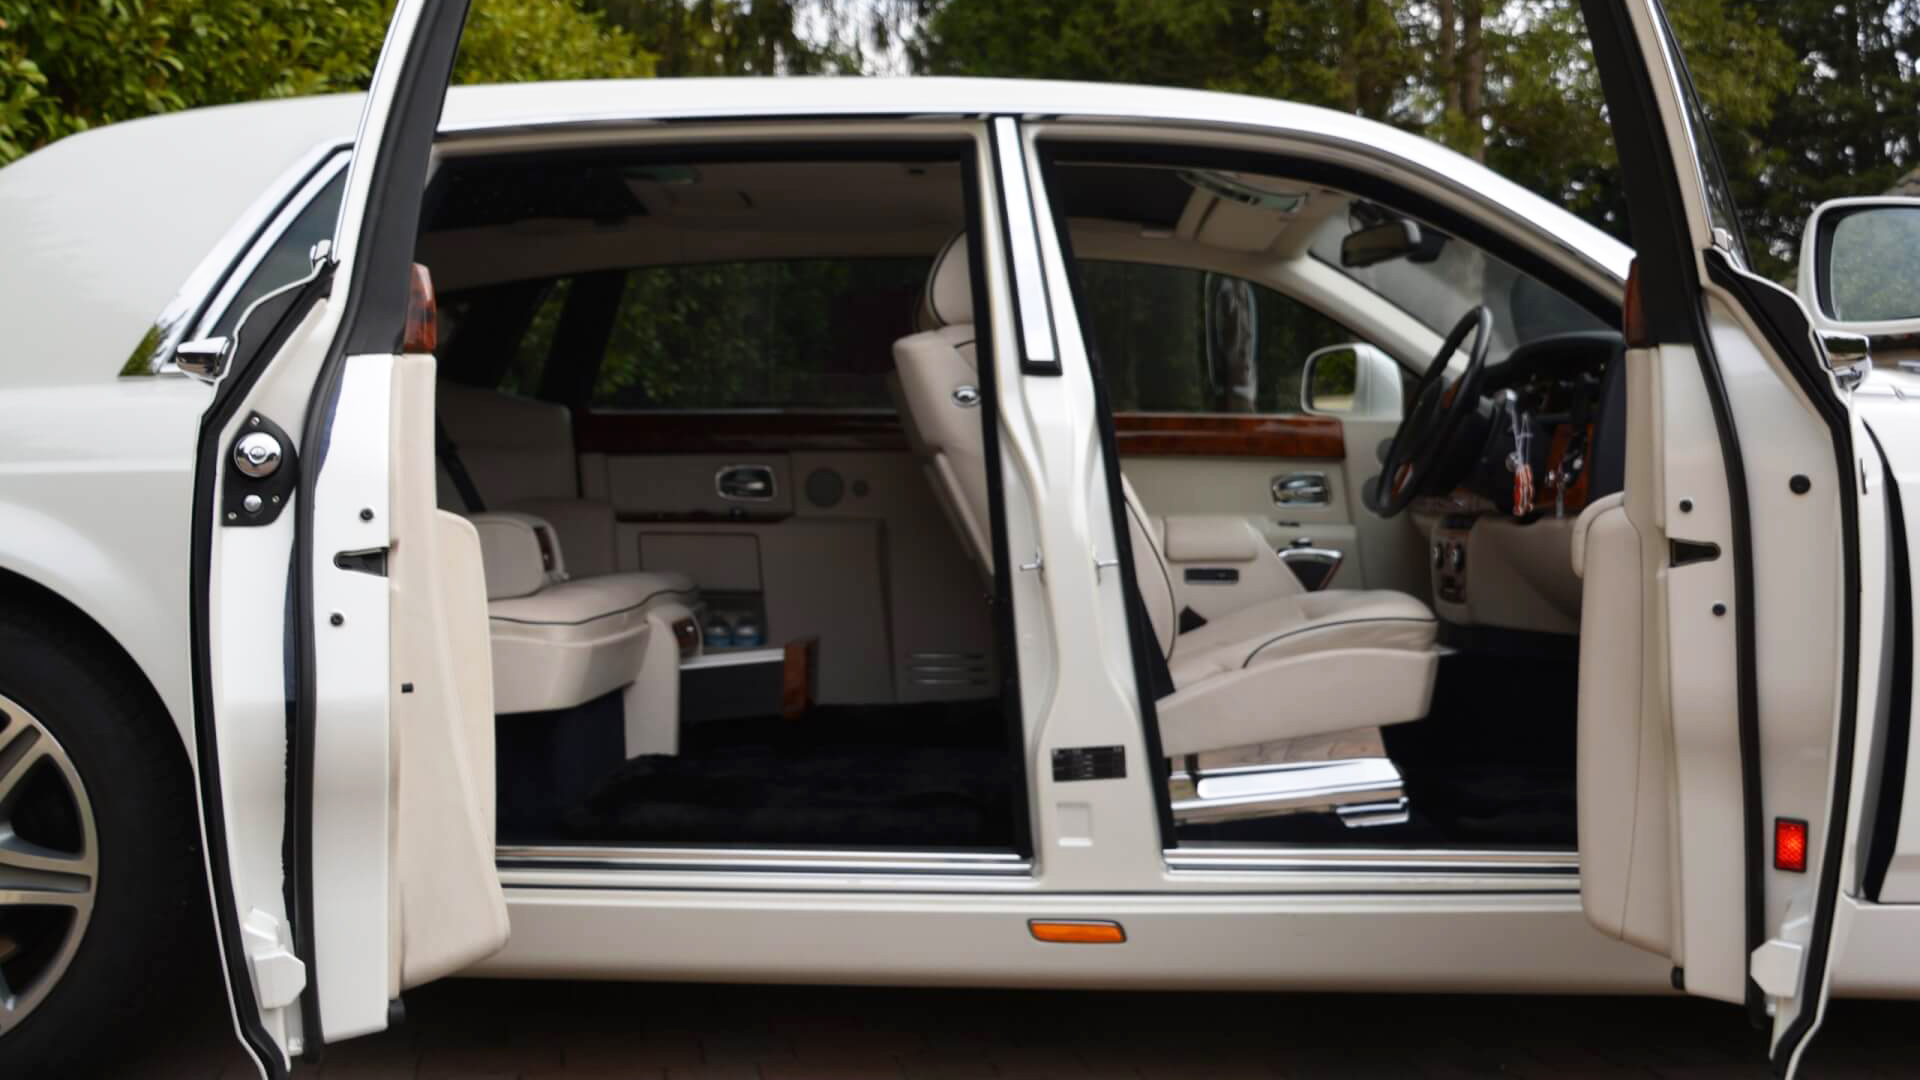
<box><xmin>893</xmin><ymin>235</ymin><xmax>994</xmax><ymax>574</ymax></box>
<box><xmin>435</xmin><ymin>380</ymin><xmax>579</xmax><ymax>510</ymax></box>
<box><xmin>892</xmin><ymin>236</ymin><xmax>1180</xmax><ymax>659</ymax></box>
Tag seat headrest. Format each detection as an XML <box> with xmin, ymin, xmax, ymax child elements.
<box><xmin>920</xmin><ymin>233</ymin><xmax>973</xmax><ymax>330</ymax></box>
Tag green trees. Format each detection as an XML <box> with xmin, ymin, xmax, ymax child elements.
<box><xmin>3</xmin><ymin>0</ymin><xmax>1914</xmax><ymax>275</ymax></box>
<box><xmin>0</xmin><ymin>0</ymin><xmax>653</xmax><ymax>164</ymax></box>
<box><xmin>908</xmin><ymin>0</ymin><xmax>1885</xmax><ymax>276</ymax></box>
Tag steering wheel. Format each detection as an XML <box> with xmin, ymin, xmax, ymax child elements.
<box><xmin>1364</xmin><ymin>305</ymin><xmax>1493</xmax><ymax>518</ymax></box>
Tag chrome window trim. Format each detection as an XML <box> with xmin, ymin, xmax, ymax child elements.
<box><xmin>991</xmin><ymin>116</ymin><xmax>1059</xmax><ymax>368</ymax></box>
<box><xmin>119</xmin><ymin>141</ymin><xmax>349</xmax><ymax>379</ymax></box>
<box><xmin>494</xmin><ymin>844</ymin><xmax>1034</xmax><ymax>877</ymax></box>
<box><xmin>191</xmin><ymin>150</ymin><xmax>352</xmax><ymax>343</ymax></box>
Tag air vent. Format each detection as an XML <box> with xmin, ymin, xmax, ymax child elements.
<box><xmin>906</xmin><ymin>651</ymin><xmax>991</xmax><ymax>687</ymax></box>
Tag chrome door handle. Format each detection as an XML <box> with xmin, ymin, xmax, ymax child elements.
<box><xmin>1272</xmin><ymin>472</ymin><xmax>1330</xmax><ymax>507</ymax></box>
<box><xmin>715</xmin><ymin>464</ymin><xmax>776</xmax><ymax>501</ymax></box>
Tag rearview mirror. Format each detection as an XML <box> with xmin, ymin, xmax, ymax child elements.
<box><xmin>1302</xmin><ymin>343</ymin><xmax>1403</xmax><ymax>420</ymax></box>
<box><xmin>1341</xmin><ymin>220</ymin><xmax>1423</xmax><ymax>269</ymax></box>
<box><xmin>1798</xmin><ymin>197</ymin><xmax>1920</xmax><ymax>365</ymax></box>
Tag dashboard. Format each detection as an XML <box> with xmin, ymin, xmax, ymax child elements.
<box><xmin>1432</xmin><ymin>329</ymin><xmax>1624</xmax><ymax>521</ymax></box>
<box><xmin>1412</xmin><ymin>329</ymin><xmax>1623</xmax><ymax>636</ymax></box>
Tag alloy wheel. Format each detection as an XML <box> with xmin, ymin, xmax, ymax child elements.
<box><xmin>0</xmin><ymin>692</ymin><xmax>98</xmax><ymax>1037</ymax></box>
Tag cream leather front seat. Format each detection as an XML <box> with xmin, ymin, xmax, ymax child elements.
<box><xmin>892</xmin><ymin>237</ymin><xmax>1441</xmax><ymax>757</ymax></box>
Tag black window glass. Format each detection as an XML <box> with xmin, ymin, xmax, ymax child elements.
<box><xmin>1076</xmin><ymin>260</ymin><xmax>1357</xmax><ymax>415</ymax></box>
<box><xmin>212</xmin><ymin>171</ymin><xmax>345</xmax><ymax>339</ymax></box>
<box><xmin>590</xmin><ymin>258</ymin><xmax>929</xmax><ymax>410</ymax></box>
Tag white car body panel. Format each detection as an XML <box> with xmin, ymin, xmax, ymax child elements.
<box><xmin>0</xmin><ymin>40</ymin><xmax>1914</xmax><ymax>1076</ymax></box>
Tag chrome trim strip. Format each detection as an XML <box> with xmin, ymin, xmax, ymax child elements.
<box><xmin>119</xmin><ymin>141</ymin><xmax>349</xmax><ymax>378</ymax></box>
<box><xmin>192</xmin><ymin>151</ymin><xmax>352</xmax><ymax>343</ymax></box>
<box><xmin>991</xmin><ymin>116</ymin><xmax>1058</xmax><ymax>366</ymax></box>
<box><xmin>680</xmin><ymin>648</ymin><xmax>784</xmax><ymax>671</ymax></box>
<box><xmin>1165</xmin><ymin>845</ymin><xmax>1579</xmax><ymax>875</ymax></box>
<box><xmin>495</xmin><ymin>845</ymin><xmax>1034</xmax><ymax>876</ymax></box>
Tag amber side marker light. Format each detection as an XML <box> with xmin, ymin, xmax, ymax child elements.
<box><xmin>403</xmin><ymin>262</ymin><xmax>438</xmax><ymax>354</ymax></box>
<box><xmin>1623</xmin><ymin>258</ymin><xmax>1650</xmax><ymax>349</ymax></box>
<box><xmin>1029</xmin><ymin>919</ymin><xmax>1126</xmax><ymax>944</ymax></box>
<box><xmin>1775</xmin><ymin>817</ymin><xmax>1809</xmax><ymax>873</ymax></box>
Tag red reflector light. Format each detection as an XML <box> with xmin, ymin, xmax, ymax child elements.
<box><xmin>1775</xmin><ymin>818</ymin><xmax>1809</xmax><ymax>873</ymax></box>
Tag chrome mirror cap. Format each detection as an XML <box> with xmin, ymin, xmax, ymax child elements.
<box><xmin>1819</xmin><ymin>329</ymin><xmax>1871</xmax><ymax>389</ymax></box>
<box><xmin>174</xmin><ymin>336</ymin><xmax>233</xmax><ymax>382</ymax></box>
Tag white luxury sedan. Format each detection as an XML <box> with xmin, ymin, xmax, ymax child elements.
<box><xmin>2</xmin><ymin>0</ymin><xmax>1918</xmax><ymax>1076</ymax></box>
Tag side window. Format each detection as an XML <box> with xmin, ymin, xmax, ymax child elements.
<box><xmin>1076</xmin><ymin>260</ymin><xmax>1356</xmax><ymax>415</ymax></box>
<box><xmin>210</xmin><ymin>170</ymin><xmax>346</xmax><ymax>339</ymax></box>
<box><xmin>500</xmin><ymin>278</ymin><xmax>568</xmax><ymax>397</ymax></box>
<box><xmin>589</xmin><ymin>258</ymin><xmax>929</xmax><ymax>410</ymax></box>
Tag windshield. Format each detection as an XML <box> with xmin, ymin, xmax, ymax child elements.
<box><xmin>1307</xmin><ymin>210</ymin><xmax>1609</xmax><ymax>365</ymax></box>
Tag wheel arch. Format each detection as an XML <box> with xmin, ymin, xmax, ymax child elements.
<box><xmin>0</xmin><ymin>563</ymin><xmax>194</xmax><ymax>776</ymax></box>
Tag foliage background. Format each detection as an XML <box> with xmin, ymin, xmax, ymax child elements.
<box><xmin>4</xmin><ymin>0</ymin><xmax>1918</xmax><ymax>279</ymax></box>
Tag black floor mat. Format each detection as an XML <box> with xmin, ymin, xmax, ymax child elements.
<box><xmin>558</xmin><ymin>700</ymin><xmax>1018</xmax><ymax>848</ymax></box>
<box><xmin>1179</xmin><ymin>642</ymin><xmax>1580</xmax><ymax>849</ymax></box>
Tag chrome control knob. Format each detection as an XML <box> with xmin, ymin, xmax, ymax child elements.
<box><xmin>233</xmin><ymin>432</ymin><xmax>283</xmax><ymax>479</ymax></box>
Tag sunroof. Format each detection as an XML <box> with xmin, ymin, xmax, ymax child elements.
<box><xmin>1046</xmin><ymin>163</ymin><xmax>1194</xmax><ymax>229</ymax></box>
<box><xmin>431</xmin><ymin>159</ymin><xmax>648</xmax><ymax>230</ymax></box>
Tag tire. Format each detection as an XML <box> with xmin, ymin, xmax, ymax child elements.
<box><xmin>0</xmin><ymin>602</ymin><xmax>204</xmax><ymax>1076</ymax></box>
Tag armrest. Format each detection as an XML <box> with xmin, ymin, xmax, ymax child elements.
<box><xmin>468</xmin><ymin>512</ymin><xmax>564</xmax><ymax>600</ymax></box>
<box><xmin>502</xmin><ymin>496</ymin><xmax>617</xmax><ymax>579</ymax></box>
<box><xmin>1161</xmin><ymin>515</ymin><xmax>1263</xmax><ymax>563</ymax></box>
<box><xmin>1570</xmin><ymin>491</ymin><xmax>1626</xmax><ymax>579</ymax></box>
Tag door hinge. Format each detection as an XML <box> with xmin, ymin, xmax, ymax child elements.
<box><xmin>1750</xmin><ymin>895</ymin><xmax>1815</xmax><ymax>1002</ymax></box>
<box><xmin>240</xmin><ymin>908</ymin><xmax>308</xmax><ymax>1012</ymax></box>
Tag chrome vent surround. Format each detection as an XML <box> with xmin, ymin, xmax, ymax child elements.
<box><xmin>905</xmin><ymin>650</ymin><xmax>991</xmax><ymax>687</ymax></box>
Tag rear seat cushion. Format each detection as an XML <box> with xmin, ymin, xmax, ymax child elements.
<box><xmin>487</xmin><ymin>572</ymin><xmax>697</xmax><ymax>629</ymax></box>
<box><xmin>487</xmin><ymin>571</ymin><xmax>697</xmax><ymax>715</ymax></box>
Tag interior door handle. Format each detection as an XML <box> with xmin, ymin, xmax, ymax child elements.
<box><xmin>1272</xmin><ymin>472</ymin><xmax>1330</xmax><ymax>507</ymax></box>
<box><xmin>715</xmin><ymin>464</ymin><xmax>776</xmax><ymax>501</ymax></box>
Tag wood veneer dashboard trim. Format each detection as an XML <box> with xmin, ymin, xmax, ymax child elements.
<box><xmin>576</xmin><ymin>409</ymin><xmax>1347</xmax><ymax>460</ymax></box>
<box><xmin>1112</xmin><ymin>413</ymin><xmax>1346</xmax><ymax>460</ymax></box>
<box><xmin>576</xmin><ymin>410</ymin><xmax>910</xmax><ymax>453</ymax></box>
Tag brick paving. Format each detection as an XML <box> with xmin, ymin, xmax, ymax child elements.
<box><xmin>112</xmin><ymin>976</ymin><xmax>1918</xmax><ymax>1079</ymax></box>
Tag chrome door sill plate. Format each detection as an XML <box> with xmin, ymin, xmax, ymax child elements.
<box><xmin>495</xmin><ymin>844</ymin><xmax>1033</xmax><ymax>876</ymax></box>
<box><xmin>1169</xmin><ymin>756</ymin><xmax>1407</xmax><ymax>827</ymax></box>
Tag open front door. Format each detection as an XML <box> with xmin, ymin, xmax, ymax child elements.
<box><xmin>1579</xmin><ymin>1</ymin><xmax>1884</xmax><ymax>1072</ymax></box>
<box><xmin>187</xmin><ymin>1</ymin><xmax>499</xmax><ymax>1076</ymax></box>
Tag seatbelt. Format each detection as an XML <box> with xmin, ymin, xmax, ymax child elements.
<box><xmin>435</xmin><ymin>417</ymin><xmax>487</xmax><ymax>513</ymax></box>
<box><xmin>1124</xmin><ymin>581</ymin><xmax>1176</xmax><ymax>701</ymax></box>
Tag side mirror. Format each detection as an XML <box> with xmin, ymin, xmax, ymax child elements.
<box><xmin>1302</xmin><ymin>343</ymin><xmax>1403</xmax><ymax>420</ymax></box>
<box><xmin>1798</xmin><ymin>196</ymin><xmax>1920</xmax><ymax>370</ymax></box>
<box><xmin>1341</xmin><ymin>220</ymin><xmax>1423</xmax><ymax>269</ymax></box>
<box><xmin>174</xmin><ymin>336</ymin><xmax>234</xmax><ymax>382</ymax></box>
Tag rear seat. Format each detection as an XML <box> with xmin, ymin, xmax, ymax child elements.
<box><xmin>436</xmin><ymin>381</ymin><xmax>617</xmax><ymax>575</ymax></box>
<box><xmin>439</xmin><ymin>382</ymin><xmax>701</xmax><ymax>756</ymax></box>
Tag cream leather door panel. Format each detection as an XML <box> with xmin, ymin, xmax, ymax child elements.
<box><xmin>388</xmin><ymin>356</ymin><xmax>508</xmax><ymax>990</ymax></box>
<box><xmin>190</xmin><ymin>0</ymin><xmax>493</xmax><ymax>1070</ymax></box>
<box><xmin>1120</xmin><ymin>454</ymin><xmax>1357</xmax><ymax>581</ymax></box>
<box><xmin>1585</xmin><ymin>2</ymin><xmax>1880</xmax><ymax>1070</ymax></box>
